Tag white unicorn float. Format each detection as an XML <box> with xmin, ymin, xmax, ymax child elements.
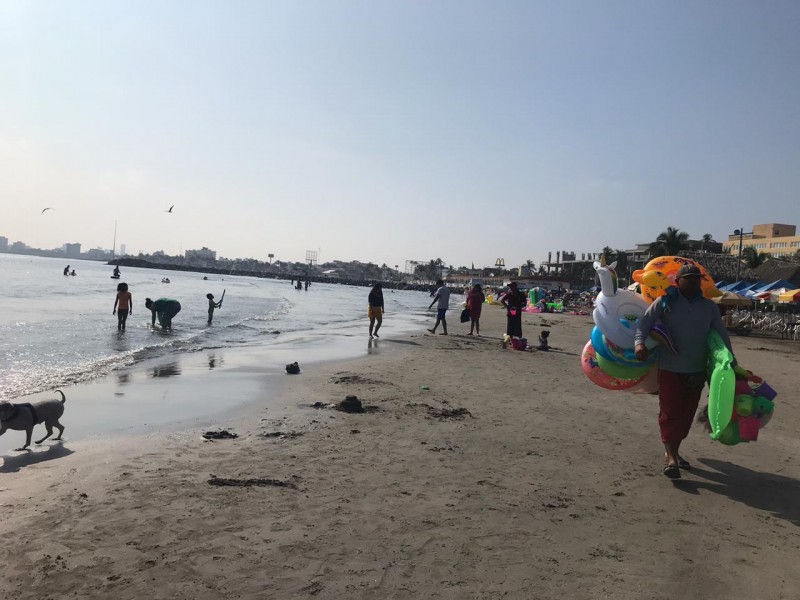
<box><xmin>592</xmin><ymin>260</ymin><xmax>658</xmax><ymax>351</ymax></box>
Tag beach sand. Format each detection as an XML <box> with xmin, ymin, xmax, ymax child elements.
<box><xmin>1</xmin><ymin>306</ymin><xmax>799</xmax><ymax>599</ymax></box>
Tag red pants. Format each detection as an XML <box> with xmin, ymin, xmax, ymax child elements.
<box><xmin>657</xmin><ymin>370</ymin><xmax>705</xmax><ymax>444</ymax></box>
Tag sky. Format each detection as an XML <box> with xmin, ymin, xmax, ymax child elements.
<box><xmin>1</xmin><ymin>1</ymin><xmax>799</xmax><ymax>269</ymax></box>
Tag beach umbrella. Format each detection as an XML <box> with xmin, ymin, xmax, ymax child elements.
<box><xmin>712</xmin><ymin>291</ymin><xmax>754</xmax><ymax>307</ymax></box>
<box><xmin>778</xmin><ymin>288</ymin><xmax>800</xmax><ymax>303</ymax></box>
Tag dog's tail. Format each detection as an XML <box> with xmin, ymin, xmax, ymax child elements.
<box><xmin>55</xmin><ymin>389</ymin><xmax>66</xmax><ymax>404</ymax></box>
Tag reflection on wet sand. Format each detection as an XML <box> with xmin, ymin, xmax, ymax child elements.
<box><xmin>368</xmin><ymin>339</ymin><xmax>379</xmax><ymax>354</ymax></box>
<box><xmin>151</xmin><ymin>363</ymin><xmax>182</xmax><ymax>378</ymax></box>
<box><xmin>117</xmin><ymin>373</ymin><xmax>132</xmax><ymax>385</ymax></box>
<box><xmin>208</xmin><ymin>354</ymin><xmax>224</xmax><ymax>370</ymax></box>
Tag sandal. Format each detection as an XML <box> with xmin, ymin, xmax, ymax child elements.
<box><xmin>663</xmin><ymin>464</ymin><xmax>681</xmax><ymax>479</ymax></box>
<box><xmin>677</xmin><ymin>457</ymin><xmax>691</xmax><ymax>470</ymax></box>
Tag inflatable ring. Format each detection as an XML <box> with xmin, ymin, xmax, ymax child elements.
<box><xmin>595</xmin><ymin>352</ymin><xmax>653</xmax><ymax>381</ymax></box>
<box><xmin>591</xmin><ymin>326</ymin><xmax>655</xmax><ymax>367</ymax></box>
<box><xmin>632</xmin><ymin>256</ymin><xmax>721</xmax><ymax>305</ymax></box>
<box><xmin>581</xmin><ymin>341</ymin><xmax>647</xmax><ymax>390</ymax></box>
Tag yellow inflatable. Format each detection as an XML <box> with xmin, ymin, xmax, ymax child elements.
<box><xmin>632</xmin><ymin>256</ymin><xmax>721</xmax><ymax>304</ymax></box>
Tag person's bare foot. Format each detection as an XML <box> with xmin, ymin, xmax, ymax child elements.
<box><xmin>427</xmin><ymin>328</ymin><xmax>436</xmax><ymax>334</ymax></box>
<box><xmin>467</xmin><ymin>332</ymin><xmax>473</xmax><ymax>335</ymax></box>
<box><xmin>440</xmin><ymin>332</ymin><xmax>448</xmax><ymax>335</ymax></box>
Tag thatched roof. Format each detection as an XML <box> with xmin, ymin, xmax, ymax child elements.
<box><xmin>754</xmin><ymin>260</ymin><xmax>800</xmax><ymax>287</ymax></box>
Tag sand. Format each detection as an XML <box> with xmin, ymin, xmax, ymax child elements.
<box><xmin>1</xmin><ymin>305</ymin><xmax>799</xmax><ymax>599</ymax></box>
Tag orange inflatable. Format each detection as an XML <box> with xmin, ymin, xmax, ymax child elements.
<box><xmin>632</xmin><ymin>256</ymin><xmax>721</xmax><ymax>304</ymax></box>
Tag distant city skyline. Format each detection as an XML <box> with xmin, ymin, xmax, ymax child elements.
<box><xmin>2</xmin><ymin>2</ymin><xmax>799</xmax><ymax>267</ymax></box>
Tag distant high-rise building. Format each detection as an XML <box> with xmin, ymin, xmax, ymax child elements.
<box><xmin>0</xmin><ymin>236</ymin><xmax>8</xmax><ymax>252</ymax></box>
<box><xmin>65</xmin><ymin>243</ymin><xmax>81</xmax><ymax>258</ymax></box>
<box><xmin>119</xmin><ymin>243</ymin><xmax>127</xmax><ymax>256</ymax></box>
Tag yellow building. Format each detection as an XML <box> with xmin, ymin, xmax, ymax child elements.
<box><xmin>723</xmin><ymin>223</ymin><xmax>800</xmax><ymax>259</ymax></box>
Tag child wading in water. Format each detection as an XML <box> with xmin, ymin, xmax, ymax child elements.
<box><xmin>113</xmin><ymin>282</ymin><xmax>132</xmax><ymax>332</ymax></box>
<box><xmin>207</xmin><ymin>293</ymin><xmax>222</xmax><ymax>325</ymax></box>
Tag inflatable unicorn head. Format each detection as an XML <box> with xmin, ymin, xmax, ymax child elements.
<box><xmin>593</xmin><ymin>260</ymin><xmax>618</xmax><ymax>296</ymax></box>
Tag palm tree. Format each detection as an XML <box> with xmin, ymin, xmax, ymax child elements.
<box><xmin>649</xmin><ymin>226</ymin><xmax>690</xmax><ymax>258</ymax></box>
<box><xmin>701</xmin><ymin>233</ymin><xmax>714</xmax><ymax>252</ymax></box>
<box><xmin>525</xmin><ymin>259</ymin><xmax>535</xmax><ymax>275</ymax></box>
<box><xmin>741</xmin><ymin>246</ymin><xmax>768</xmax><ymax>269</ymax></box>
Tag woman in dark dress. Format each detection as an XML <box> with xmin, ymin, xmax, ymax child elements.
<box><xmin>501</xmin><ymin>282</ymin><xmax>525</xmax><ymax>338</ymax></box>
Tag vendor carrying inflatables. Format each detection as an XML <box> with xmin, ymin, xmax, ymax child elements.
<box><xmin>634</xmin><ymin>263</ymin><xmax>737</xmax><ymax>480</ymax></box>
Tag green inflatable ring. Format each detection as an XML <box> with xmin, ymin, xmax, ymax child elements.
<box><xmin>595</xmin><ymin>353</ymin><xmax>652</xmax><ymax>381</ymax></box>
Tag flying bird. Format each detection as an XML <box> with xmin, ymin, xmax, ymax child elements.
<box><xmin>41</xmin><ymin>207</ymin><xmax>54</xmax><ymax>214</ymax></box>
<box><xmin>165</xmin><ymin>205</ymin><xmax>174</xmax><ymax>213</ymax></box>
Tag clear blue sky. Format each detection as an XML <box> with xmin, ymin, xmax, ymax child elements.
<box><xmin>2</xmin><ymin>1</ymin><xmax>799</xmax><ymax>268</ymax></box>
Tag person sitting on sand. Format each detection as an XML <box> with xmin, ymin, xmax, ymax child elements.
<box><xmin>537</xmin><ymin>330</ymin><xmax>550</xmax><ymax>351</ymax></box>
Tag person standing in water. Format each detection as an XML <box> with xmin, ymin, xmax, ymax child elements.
<box><xmin>145</xmin><ymin>297</ymin><xmax>181</xmax><ymax>330</ymax></box>
<box><xmin>207</xmin><ymin>293</ymin><xmax>222</xmax><ymax>325</ymax></box>
<box><xmin>113</xmin><ymin>282</ymin><xmax>132</xmax><ymax>332</ymax></box>
<box><xmin>368</xmin><ymin>283</ymin><xmax>384</xmax><ymax>338</ymax></box>
<box><xmin>63</xmin><ymin>265</ymin><xmax>70</xmax><ymax>276</ymax></box>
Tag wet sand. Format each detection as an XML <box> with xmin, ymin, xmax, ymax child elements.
<box><xmin>1</xmin><ymin>305</ymin><xmax>799</xmax><ymax>599</ymax></box>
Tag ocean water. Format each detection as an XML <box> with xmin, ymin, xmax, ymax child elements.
<box><xmin>0</xmin><ymin>254</ymin><xmax>431</xmax><ymax>400</ymax></box>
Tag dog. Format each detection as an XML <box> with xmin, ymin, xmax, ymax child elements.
<box><xmin>0</xmin><ymin>390</ymin><xmax>66</xmax><ymax>450</ymax></box>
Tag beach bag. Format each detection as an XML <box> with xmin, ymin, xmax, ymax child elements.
<box><xmin>511</xmin><ymin>337</ymin><xmax>528</xmax><ymax>351</ymax></box>
<box><xmin>460</xmin><ymin>308</ymin><xmax>470</xmax><ymax>323</ymax></box>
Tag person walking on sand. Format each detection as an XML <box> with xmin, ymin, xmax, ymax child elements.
<box><xmin>113</xmin><ymin>282</ymin><xmax>132</xmax><ymax>332</ymax></box>
<box><xmin>368</xmin><ymin>283</ymin><xmax>384</xmax><ymax>338</ymax></box>
<box><xmin>635</xmin><ymin>264</ymin><xmax>737</xmax><ymax>480</ymax></box>
<box><xmin>145</xmin><ymin>297</ymin><xmax>181</xmax><ymax>331</ymax></box>
<box><xmin>466</xmin><ymin>283</ymin><xmax>485</xmax><ymax>336</ymax></box>
<box><xmin>206</xmin><ymin>293</ymin><xmax>222</xmax><ymax>325</ymax></box>
<box><xmin>428</xmin><ymin>279</ymin><xmax>451</xmax><ymax>335</ymax></box>
<box><xmin>501</xmin><ymin>282</ymin><xmax>525</xmax><ymax>338</ymax></box>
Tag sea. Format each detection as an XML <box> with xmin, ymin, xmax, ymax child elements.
<box><xmin>0</xmin><ymin>254</ymin><xmax>433</xmax><ymax>402</ymax></box>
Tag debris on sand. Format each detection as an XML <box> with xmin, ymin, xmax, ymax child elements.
<box><xmin>208</xmin><ymin>475</ymin><xmax>299</xmax><ymax>489</ymax></box>
<box><xmin>286</xmin><ymin>362</ymin><xmax>300</xmax><ymax>374</ymax></box>
<box><xmin>429</xmin><ymin>407</ymin><xmax>472</xmax><ymax>419</ymax></box>
<box><xmin>260</xmin><ymin>431</ymin><xmax>304</xmax><ymax>440</ymax></box>
<box><xmin>409</xmin><ymin>403</ymin><xmax>473</xmax><ymax>420</ymax></box>
<box><xmin>202</xmin><ymin>430</ymin><xmax>238</xmax><ymax>440</ymax></box>
<box><xmin>337</xmin><ymin>395</ymin><xmax>364</xmax><ymax>413</ymax></box>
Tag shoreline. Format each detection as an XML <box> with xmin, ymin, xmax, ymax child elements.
<box><xmin>1</xmin><ymin>306</ymin><xmax>799</xmax><ymax>598</ymax></box>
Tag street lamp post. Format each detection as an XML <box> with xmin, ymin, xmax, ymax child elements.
<box><xmin>734</xmin><ymin>228</ymin><xmax>753</xmax><ymax>281</ymax></box>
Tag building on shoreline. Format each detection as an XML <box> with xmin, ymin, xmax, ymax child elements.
<box><xmin>723</xmin><ymin>224</ymin><xmax>800</xmax><ymax>259</ymax></box>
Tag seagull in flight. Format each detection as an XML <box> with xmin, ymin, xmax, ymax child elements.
<box><xmin>165</xmin><ymin>205</ymin><xmax>175</xmax><ymax>213</ymax></box>
<box><xmin>41</xmin><ymin>207</ymin><xmax>54</xmax><ymax>214</ymax></box>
